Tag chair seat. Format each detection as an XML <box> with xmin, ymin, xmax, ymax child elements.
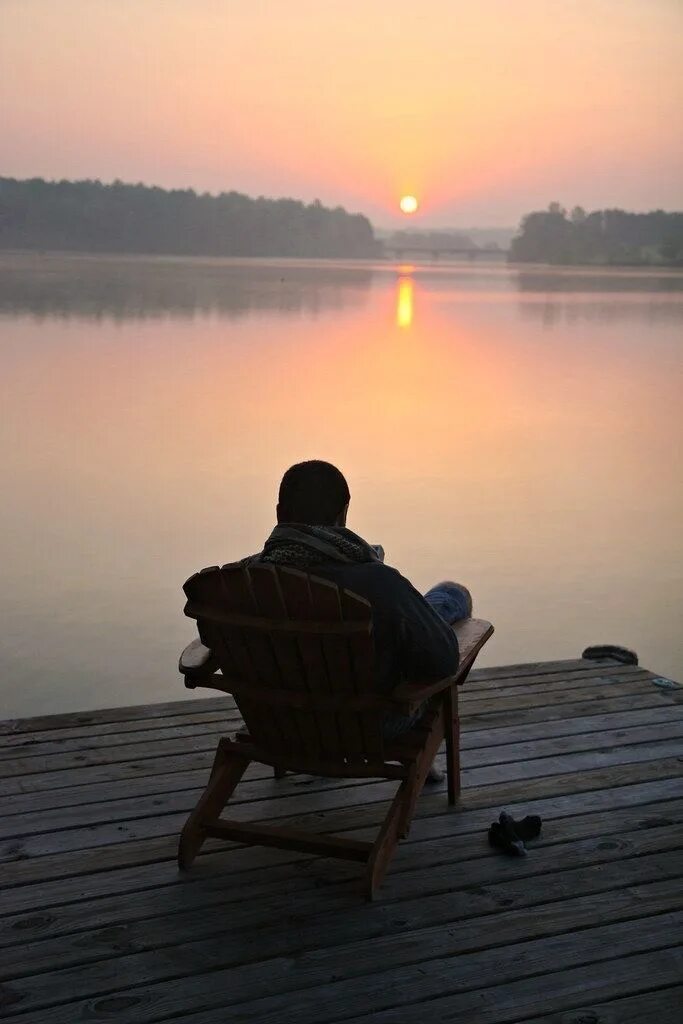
<box><xmin>235</xmin><ymin>702</ymin><xmax>443</xmax><ymax>768</ymax></box>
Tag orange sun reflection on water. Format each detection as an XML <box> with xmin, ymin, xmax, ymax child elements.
<box><xmin>3</xmin><ymin>259</ymin><xmax>683</xmax><ymax>717</ymax></box>
<box><xmin>396</xmin><ymin>276</ymin><xmax>414</xmax><ymax>328</ymax></box>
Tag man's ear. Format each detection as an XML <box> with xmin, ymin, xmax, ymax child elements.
<box><xmin>276</xmin><ymin>502</ymin><xmax>285</xmax><ymax>524</ymax></box>
<box><xmin>336</xmin><ymin>502</ymin><xmax>349</xmax><ymax>527</ymax></box>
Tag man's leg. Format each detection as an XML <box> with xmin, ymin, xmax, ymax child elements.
<box><xmin>423</xmin><ymin>581</ymin><xmax>473</xmax><ymax>782</ymax></box>
<box><xmin>423</xmin><ymin>581</ymin><xmax>473</xmax><ymax>624</ymax></box>
<box><xmin>381</xmin><ymin>581</ymin><xmax>474</xmax><ymax>779</ymax></box>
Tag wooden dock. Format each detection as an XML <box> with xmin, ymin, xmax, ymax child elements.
<box><xmin>0</xmin><ymin>655</ymin><xmax>681</xmax><ymax>1022</ymax></box>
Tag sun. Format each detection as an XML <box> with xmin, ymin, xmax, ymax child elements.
<box><xmin>399</xmin><ymin>195</ymin><xmax>418</xmax><ymax>215</ymax></box>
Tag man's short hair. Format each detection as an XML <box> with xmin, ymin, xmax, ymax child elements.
<box><xmin>278</xmin><ymin>461</ymin><xmax>350</xmax><ymax>525</ymax></box>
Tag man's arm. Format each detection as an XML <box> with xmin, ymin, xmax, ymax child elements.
<box><xmin>379</xmin><ymin>567</ymin><xmax>460</xmax><ymax>684</ymax></box>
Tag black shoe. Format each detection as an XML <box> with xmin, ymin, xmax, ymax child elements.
<box><xmin>488</xmin><ymin>818</ymin><xmax>526</xmax><ymax>857</ymax></box>
<box><xmin>503</xmin><ymin>812</ymin><xmax>542</xmax><ymax>841</ymax></box>
<box><xmin>488</xmin><ymin>811</ymin><xmax>543</xmax><ymax>856</ymax></box>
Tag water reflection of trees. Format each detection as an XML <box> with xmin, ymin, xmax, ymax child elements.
<box><xmin>517</xmin><ymin>298</ymin><xmax>683</xmax><ymax>327</ymax></box>
<box><xmin>0</xmin><ymin>254</ymin><xmax>374</xmax><ymax>322</ymax></box>
<box><xmin>514</xmin><ymin>270</ymin><xmax>683</xmax><ymax>293</ymax></box>
<box><xmin>514</xmin><ymin>269</ymin><xmax>683</xmax><ymax>325</ymax></box>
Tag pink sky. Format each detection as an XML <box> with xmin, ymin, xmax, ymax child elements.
<box><xmin>1</xmin><ymin>0</ymin><xmax>681</xmax><ymax>227</ymax></box>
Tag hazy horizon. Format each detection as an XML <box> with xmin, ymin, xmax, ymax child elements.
<box><xmin>3</xmin><ymin>170</ymin><xmax>681</xmax><ymax>238</ymax></box>
<box><xmin>2</xmin><ymin>0</ymin><xmax>681</xmax><ymax>228</ymax></box>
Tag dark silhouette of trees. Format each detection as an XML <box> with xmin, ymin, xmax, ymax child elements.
<box><xmin>0</xmin><ymin>177</ymin><xmax>379</xmax><ymax>259</ymax></box>
<box><xmin>510</xmin><ymin>203</ymin><xmax>683</xmax><ymax>266</ymax></box>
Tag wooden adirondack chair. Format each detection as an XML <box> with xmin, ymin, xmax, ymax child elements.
<box><xmin>178</xmin><ymin>562</ymin><xmax>493</xmax><ymax>899</ymax></box>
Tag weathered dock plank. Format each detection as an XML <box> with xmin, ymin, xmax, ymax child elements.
<box><xmin>524</xmin><ymin>986</ymin><xmax>683</xmax><ymax>1024</ymax></box>
<box><xmin>0</xmin><ymin>656</ymin><xmax>680</xmax><ymax>1022</ymax></box>
<box><xmin>2</xmin><ymin>723</ymin><xmax>683</xmax><ymax>839</ymax></box>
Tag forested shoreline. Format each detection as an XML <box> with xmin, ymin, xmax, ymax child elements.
<box><xmin>510</xmin><ymin>203</ymin><xmax>683</xmax><ymax>266</ymax></box>
<box><xmin>0</xmin><ymin>177</ymin><xmax>379</xmax><ymax>259</ymax></box>
<box><xmin>2</xmin><ymin>180</ymin><xmax>682</xmax><ymax>267</ymax></box>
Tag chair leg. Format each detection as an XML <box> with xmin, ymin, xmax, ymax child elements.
<box><xmin>396</xmin><ymin>765</ymin><xmax>421</xmax><ymax>839</ymax></box>
<box><xmin>365</xmin><ymin>782</ymin><xmax>408</xmax><ymax>900</ymax></box>
<box><xmin>444</xmin><ymin>685</ymin><xmax>461</xmax><ymax>805</ymax></box>
<box><xmin>397</xmin><ymin>719</ymin><xmax>444</xmax><ymax>838</ymax></box>
<box><xmin>178</xmin><ymin>740</ymin><xmax>250</xmax><ymax>871</ymax></box>
<box><xmin>273</xmin><ymin>766</ymin><xmax>287</xmax><ymax>779</ymax></box>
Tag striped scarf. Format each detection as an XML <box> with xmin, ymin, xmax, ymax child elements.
<box><xmin>260</xmin><ymin>524</ymin><xmax>380</xmax><ymax>568</ymax></box>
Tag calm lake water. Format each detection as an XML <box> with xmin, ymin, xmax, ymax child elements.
<box><xmin>1</xmin><ymin>251</ymin><xmax>682</xmax><ymax>719</ymax></box>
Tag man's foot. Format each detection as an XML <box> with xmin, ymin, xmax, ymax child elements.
<box><xmin>426</xmin><ymin>764</ymin><xmax>445</xmax><ymax>784</ymax></box>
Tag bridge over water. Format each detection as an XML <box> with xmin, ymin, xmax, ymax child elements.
<box><xmin>382</xmin><ymin>245</ymin><xmax>508</xmax><ymax>262</ymax></box>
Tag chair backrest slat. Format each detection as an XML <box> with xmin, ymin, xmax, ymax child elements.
<box><xmin>218</xmin><ymin>566</ymin><xmax>288</xmax><ymax>753</ymax></box>
<box><xmin>248</xmin><ymin>565</ymin><xmax>321</xmax><ymax>760</ymax></box>
<box><xmin>308</xmin><ymin>576</ymin><xmax>368</xmax><ymax>762</ymax></box>
<box><xmin>184</xmin><ymin>563</ymin><xmax>383</xmax><ymax>769</ymax></box>
<box><xmin>276</xmin><ymin>568</ymin><xmax>344</xmax><ymax>762</ymax></box>
<box><xmin>340</xmin><ymin>588</ymin><xmax>385</xmax><ymax>761</ymax></box>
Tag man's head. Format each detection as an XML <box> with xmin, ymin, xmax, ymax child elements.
<box><xmin>277</xmin><ymin>461</ymin><xmax>350</xmax><ymax>527</ymax></box>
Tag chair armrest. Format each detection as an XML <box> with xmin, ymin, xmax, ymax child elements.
<box><xmin>390</xmin><ymin>675</ymin><xmax>455</xmax><ymax>713</ymax></box>
<box><xmin>179</xmin><ymin>639</ymin><xmax>220</xmax><ymax>687</ymax></box>
<box><xmin>452</xmin><ymin>618</ymin><xmax>495</xmax><ymax>671</ymax></box>
<box><xmin>389</xmin><ymin>618</ymin><xmax>494</xmax><ymax>714</ymax></box>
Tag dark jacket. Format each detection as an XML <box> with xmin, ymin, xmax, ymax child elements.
<box><xmin>246</xmin><ymin>530</ymin><xmax>459</xmax><ymax>694</ymax></box>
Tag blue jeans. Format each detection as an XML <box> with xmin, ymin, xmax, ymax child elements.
<box><xmin>423</xmin><ymin>581</ymin><xmax>473</xmax><ymax>624</ymax></box>
<box><xmin>383</xmin><ymin>581</ymin><xmax>473</xmax><ymax>740</ymax></box>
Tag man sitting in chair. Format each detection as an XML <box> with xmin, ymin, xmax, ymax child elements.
<box><xmin>246</xmin><ymin>460</ymin><xmax>473</xmax><ymax>765</ymax></box>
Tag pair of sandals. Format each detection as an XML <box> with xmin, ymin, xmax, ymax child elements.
<box><xmin>488</xmin><ymin>811</ymin><xmax>542</xmax><ymax>856</ymax></box>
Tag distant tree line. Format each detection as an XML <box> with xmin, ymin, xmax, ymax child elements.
<box><xmin>0</xmin><ymin>177</ymin><xmax>379</xmax><ymax>259</ymax></box>
<box><xmin>510</xmin><ymin>203</ymin><xmax>683</xmax><ymax>266</ymax></box>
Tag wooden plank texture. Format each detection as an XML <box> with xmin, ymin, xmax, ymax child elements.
<box><xmin>0</xmin><ymin>656</ymin><xmax>680</xmax><ymax>1023</ymax></box>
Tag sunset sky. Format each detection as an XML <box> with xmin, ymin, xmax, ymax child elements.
<box><xmin>2</xmin><ymin>0</ymin><xmax>681</xmax><ymax>228</ymax></box>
